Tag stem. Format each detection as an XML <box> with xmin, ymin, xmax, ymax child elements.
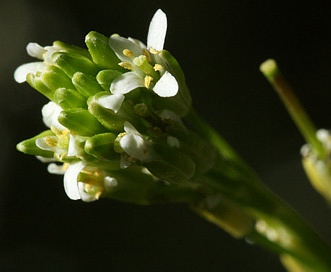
<box><xmin>259</xmin><ymin>59</ymin><xmax>327</xmax><ymax>159</ymax></box>
<box><xmin>186</xmin><ymin>108</ymin><xmax>331</xmax><ymax>271</ymax></box>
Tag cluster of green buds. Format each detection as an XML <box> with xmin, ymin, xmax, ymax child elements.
<box><xmin>15</xmin><ymin>9</ymin><xmax>217</xmax><ymax>203</ymax></box>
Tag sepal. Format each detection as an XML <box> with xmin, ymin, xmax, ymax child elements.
<box><xmin>58</xmin><ymin>108</ymin><xmax>106</xmax><ymax>136</ymax></box>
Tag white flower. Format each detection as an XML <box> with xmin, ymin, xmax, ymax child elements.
<box><xmin>108</xmin><ymin>9</ymin><xmax>178</xmax><ymax>105</ymax></box>
<box><xmin>14</xmin><ymin>42</ymin><xmax>59</xmax><ymax>83</ymax></box>
<box><xmin>120</xmin><ymin>121</ymin><xmax>153</xmax><ymax>162</ymax></box>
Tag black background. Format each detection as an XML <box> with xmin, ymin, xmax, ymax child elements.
<box><xmin>1</xmin><ymin>0</ymin><xmax>331</xmax><ymax>271</ymax></box>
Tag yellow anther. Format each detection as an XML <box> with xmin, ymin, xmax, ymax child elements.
<box><xmin>119</xmin><ymin>61</ymin><xmax>133</xmax><ymax>70</ymax></box>
<box><xmin>45</xmin><ymin>137</ymin><xmax>58</xmax><ymax>147</ymax></box>
<box><xmin>144</xmin><ymin>76</ymin><xmax>153</xmax><ymax>89</ymax></box>
<box><xmin>143</xmin><ymin>48</ymin><xmax>152</xmax><ymax>63</ymax></box>
<box><xmin>149</xmin><ymin>47</ymin><xmax>161</xmax><ymax>55</ymax></box>
<box><xmin>153</xmin><ymin>64</ymin><xmax>163</xmax><ymax>71</ymax></box>
<box><xmin>123</xmin><ymin>49</ymin><xmax>134</xmax><ymax>58</ymax></box>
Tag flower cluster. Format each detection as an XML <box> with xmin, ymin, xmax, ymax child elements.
<box><xmin>15</xmin><ymin>9</ymin><xmax>216</xmax><ymax>202</ymax></box>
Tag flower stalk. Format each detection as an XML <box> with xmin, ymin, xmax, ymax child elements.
<box><xmin>260</xmin><ymin>59</ymin><xmax>331</xmax><ymax>204</ymax></box>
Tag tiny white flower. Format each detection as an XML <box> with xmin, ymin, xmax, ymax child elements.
<box><xmin>97</xmin><ymin>94</ymin><xmax>125</xmax><ymax>113</ymax></box>
<box><xmin>108</xmin><ymin>9</ymin><xmax>178</xmax><ymax>101</ymax></box>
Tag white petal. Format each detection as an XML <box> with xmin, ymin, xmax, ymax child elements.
<box><xmin>120</xmin><ymin>133</ymin><xmax>150</xmax><ymax>162</ymax></box>
<box><xmin>35</xmin><ymin>137</ymin><xmax>58</xmax><ymax>152</ymax></box>
<box><xmin>109</xmin><ymin>35</ymin><xmax>143</xmax><ymax>62</ymax></box>
<box><xmin>147</xmin><ymin>9</ymin><xmax>167</xmax><ymax>51</ymax></box>
<box><xmin>26</xmin><ymin>43</ymin><xmax>46</xmax><ymax>59</ymax></box>
<box><xmin>77</xmin><ymin>182</ymin><xmax>98</xmax><ymax>202</ymax></box>
<box><xmin>14</xmin><ymin>62</ymin><xmax>46</xmax><ymax>83</ymax></box>
<box><xmin>63</xmin><ymin>162</ymin><xmax>85</xmax><ymax>200</ymax></box>
<box><xmin>123</xmin><ymin>121</ymin><xmax>140</xmax><ymax>134</ymax></box>
<box><xmin>47</xmin><ymin>163</ymin><xmax>66</xmax><ymax>175</ymax></box>
<box><xmin>67</xmin><ymin>135</ymin><xmax>86</xmax><ymax>157</ymax></box>
<box><xmin>97</xmin><ymin>94</ymin><xmax>125</xmax><ymax>113</ymax></box>
<box><xmin>110</xmin><ymin>72</ymin><xmax>144</xmax><ymax>95</ymax></box>
<box><xmin>167</xmin><ymin>136</ymin><xmax>180</xmax><ymax>148</ymax></box>
<box><xmin>41</xmin><ymin>101</ymin><xmax>66</xmax><ymax>130</ymax></box>
<box><xmin>153</xmin><ymin>71</ymin><xmax>178</xmax><ymax>97</ymax></box>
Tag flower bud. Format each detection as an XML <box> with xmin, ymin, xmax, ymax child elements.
<box><xmin>146</xmin><ymin>142</ymin><xmax>196</xmax><ymax>183</ymax></box>
<box><xmin>58</xmin><ymin>108</ymin><xmax>106</xmax><ymax>136</ymax></box>
<box><xmin>96</xmin><ymin>69</ymin><xmax>122</xmax><ymax>91</ymax></box>
<box><xmin>85</xmin><ymin>31</ymin><xmax>122</xmax><ymax>70</ymax></box>
<box><xmin>52</xmin><ymin>51</ymin><xmax>99</xmax><ymax>77</ymax></box>
<box><xmin>16</xmin><ymin>130</ymin><xmax>55</xmax><ymax>157</ymax></box>
<box><xmin>84</xmin><ymin>133</ymin><xmax>119</xmax><ymax>161</ymax></box>
<box><xmin>71</xmin><ymin>72</ymin><xmax>104</xmax><ymax>98</ymax></box>
<box><xmin>27</xmin><ymin>65</ymin><xmax>74</xmax><ymax>101</ymax></box>
<box><xmin>54</xmin><ymin>88</ymin><xmax>86</xmax><ymax>110</ymax></box>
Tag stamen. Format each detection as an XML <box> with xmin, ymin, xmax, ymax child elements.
<box><xmin>45</xmin><ymin>137</ymin><xmax>58</xmax><ymax>147</ymax></box>
<box><xmin>123</xmin><ymin>49</ymin><xmax>134</xmax><ymax>58</ymax></box>
<box><xmin>118</xmin><ymin>62</ymin><xmax>133</xmax><ymax>70</ymax></box>
<box><xmin>153</xmin><ymin>64</ymin><xmax>163</xmax><ymax>71</ymax></box>
<box><xmin>144</xmin><ymin>76</ymin><xmax>153</xmax><ymax>88</ymax></box>
<box><xmin>143</xmin><ymin>48</ymin><xmax>152</xmax><ymax>63</ymax></box>
<box><xmin>149</xmin><ymin>47</ymin><xmax>161</xmax><ymax>55</ymax></box>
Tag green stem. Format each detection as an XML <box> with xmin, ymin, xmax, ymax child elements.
<box><xmin>259</xmin><ymin>59</ymin><xmax>327</xmax><ymax>159</ymax></box>
<box><xmin>186</xmin><ymin>108</ymin><xmax>331</xmax><ymax>271</ymax></box>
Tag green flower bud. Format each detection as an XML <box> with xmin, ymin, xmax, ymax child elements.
<box><xmin>72</xmin><ymin>72</ymin><xmax>105</xmax><ymax>98</ymax></box>
<box><xmin>88</xmin><ymin>99</ymin><xmax>125</xmax><ymax>132</ymax></box>
<box><xmin>58</xmin><ymin>108</ymin><xmax>106</xmax><ymax>136</ymax></box>
<box><xmin>84</xmin><ymin>133</ymin><xmax>119</xmax><ymax>161</ymax></box>
<box><xmin>146</xmin><ymin>143</ymin><xmax>196</xmax><ymax>183</ymax></box>
<box><xmin>53</xmin><ymin>41</ymin><xmax>92</xmax><ymax>60</ymax></box>
<box><xmin>54</xmin><ymin>88</ymin><xmax>87</xmax><ymax>110</ymax></box>
<box><xmin>100</xmin><ymin>167</ymin><xmax>160</xmax><ymax>205</ymax></box>
<box><xmin>173</xmin><ymin>130</ymin><xmax>217</xmax><ymax>174</ymax></box>
<box><xmin>52</xmin><ymin>51</ymin><xmax>99</xmax><ymax>78</ymax></box>
<box><xmin>27</xmin><ymin>65</ymin><xmax>74</xmax><ymax>101</ymax></box>
<box><xmin>96</xmin><ymin>69</ymin><xmax>122</xmax><ymax>91</ymax></box>
<box><xmin>16</xmin><ymin>130</ymin><xmax>55</xmax><ymax>157</ymax></box>
<box><xmin>85</xmin><ymin>31</ymin><xmax>122</xmax><ymax>70</ymax></box>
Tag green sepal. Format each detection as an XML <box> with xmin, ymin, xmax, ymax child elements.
<box><xmin>85</xmin><ymin>31</ymin><xmax>122</xmax><ymax>70</ymax></box>
<box><xmin>53</xmin><ymin>41</ymin><xmax>92</xmax><ymax>60</ymax></box>
<box><xmin>52</xmin><ymin>52</ymin><xmax>99</xmax><ymax>78</ymax></box>
<box><xmin>16</xmin><ymin>130</ymin><xmax>55</xmax><ymax>157</ymax></box>
<box><xmin>101</xmin><ymin>167</ymin><xmax>159</xmax><ymax>205</ymax></box>
<box><xmin>96</xmin><ymin>69</ymin><xmax>122</xmax><ymax>91</ymax></box>
<box><xmin>88</xmin><ymin>92</ymin><xmax>139</xmax><ymax>132</ymax></box>
<box><xmin>54</xmin><ymin>88</ymin><xmax>87</xmax><ymax>110</ymax></box>
<box><xmin>173</xmin><ymin>130</ymin><xmax>217</xmax><ymax>174</ymax></box>
<box><xmin>72</xmin><ymin>72</ymin><xmax>105</xmax><ymax>98</ymax></box>
<box><xmin>154</xmin><ymin>50</ymin><xmax>192</xmax><ymax>117</ymax></box>
<box><xmin>146</xmin><ymin>143</ymin><xmax>196</xmax><ymax>183</ymax></box>
<box><xmin>27</xmin><ymin>65</ymin><xmax>74</xmax><ymax>101</ymax></box>
<box><xmin>88</xmin><ymin>100</ymin><xmax>125</xmax><ymax>132</ymax></box>
<box><xmin>84</xmin><ymin>133</ymin><xmax>119</xmax><ymax>161</ymax></box>
<box><xmin>58</xmin><ymin>108</ymin><xmax>106</xmax><ymax>136</ymax></box>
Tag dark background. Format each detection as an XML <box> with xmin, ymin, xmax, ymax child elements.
<box><xmin>1</xmin><ymin>0</ymin><xmax>331</xmax><ymax>271</ymax></box>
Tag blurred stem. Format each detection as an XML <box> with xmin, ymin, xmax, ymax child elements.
<box><xmin>259</xmin><ymin>59</ymin><xmax>327</xmax><ymax>159</ymax></box>
<box><xmin>186</xmin><ymin>108</ymin><xmax>331</xmax><ymax>271</ymax></box>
